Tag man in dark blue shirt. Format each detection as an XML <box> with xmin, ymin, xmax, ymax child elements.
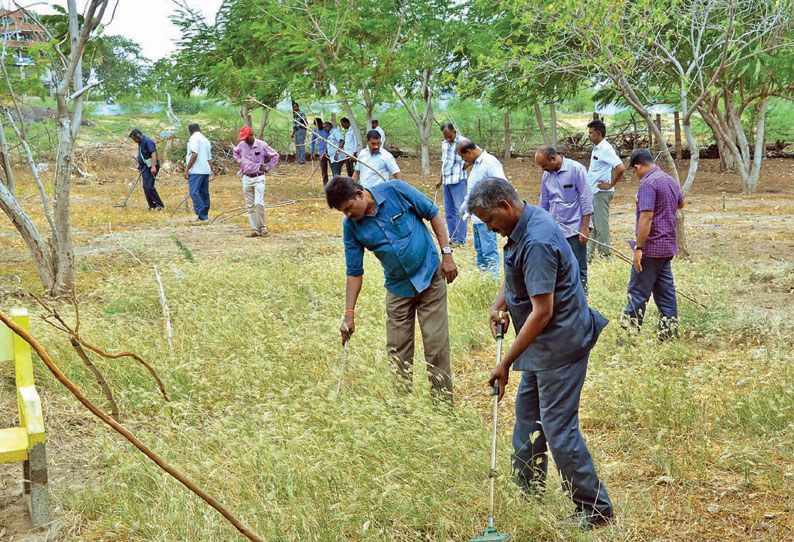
<box><xmin>326</xmin><ymin>176</ymin><xmax>458</xmax><ymax>400</ymax></box>
<box><xmin>468</xmin><ymin>177</ymin><xmax>613</xmax><ymax>529</ymax></box>
<box><xmin>129</xmin><ymin>129</ymin><xmax>164</xmax><ymax>210</ymax></box>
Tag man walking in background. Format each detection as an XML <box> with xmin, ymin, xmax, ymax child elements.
<box><xmin>233</xmin><ymin>126</ymin><xmax>280</xmax><ymax>238</ymax></box>
<box><xmin>586</xmin><ymin>119</ymin><xmax>625</xmax><ymax>259</ymax></box>
<box><xmin>623</xmin><ymin>149</ymin><xmax>685</xmax><ymax>341</ymax></box>
<box><xmin>536</xmin><ymin>145</ymin><xmax>593</xmax><ymax>291</ymax></box>
<box><xmin>311</xmin><ymin>118</ymin><xmax>330</xmax><ymax>185</ymax></box>
<box><xmin>326</xmin><ymin>176</ymin><xmax>458</xmax><ymax>401</ymax></box>
<box><xmin>458</xmin><ymin>138</ymin><xmax>505</xmax><ymax>278</ymax></box>
<box><xmin>292</xmin><ymin>101</ymin><xmax>308</xmax><ymax>165</ymax></box>
<box><xmin>326</xmin><ymin>121</ymin><xmax>345</xmax><ymax>178</ymax></box>
<box><xmin>352</xmin><ymin>130</ymin><xmax>402</xmax><ymax>188</ymax></box>
<box><xmin>372</xmin><ymin>118</ymin><xmax>386</xmax><ymax>147</ymax></box>
<box><xmin>129</xmin><ymin>129</ymin><xmax>164</xmax><ymax>210</ymax></box>
<box><xmin>436</xmin><ymin>123</ymin><xmax>468</xmax><ymax>247</ymax></box>
<box><xmin>184</xmin><ymin>123</ymin><xmax>213</xmax><ymax>222</ymax></box>
<box><xmin>341</xmin><ymin>117</ymin><xmax>358</xmax><ymax>176</ymax></box>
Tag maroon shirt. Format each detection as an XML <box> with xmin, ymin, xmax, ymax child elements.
<box><xmin>636</xmin><ymin>166</ymin><xmax>683</xmax><ymax>258</ymax></box>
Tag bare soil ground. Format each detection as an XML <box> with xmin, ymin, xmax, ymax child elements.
<box><xmin>1</xmin><ymin>151</ymin><xmax>793</xmax><ymax>540</ymax></box>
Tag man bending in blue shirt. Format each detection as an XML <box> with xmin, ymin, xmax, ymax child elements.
<box><xmin>468</xmin><ymin>177</ymin><xmax>613</xmax><ymax>529</ymax></box>
<box><xmin>326</xmin><ymin>176</ymin><xmax>459</xmax><ymax>400</ymax></box>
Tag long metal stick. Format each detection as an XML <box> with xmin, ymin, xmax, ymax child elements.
<box><xmin>114</xmin><ymin>172</ymin><xmax>141</xmax><ymax>207</ymax></box>
<box><xmin>335</xmin><ymin>341</ymin><xmax>349</xmax><ymax>399</ymax></box>
<box><xmin>488</xmin><ymin>324</ymin><xmax>503</xmax><ymax>530</ymax></box>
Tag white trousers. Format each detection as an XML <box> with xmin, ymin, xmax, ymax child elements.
<box><xmin>242</xmin><ymin>174</ymin><xmax>266</xmax><ymax>231</ymax></box>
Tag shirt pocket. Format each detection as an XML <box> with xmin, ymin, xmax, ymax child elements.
<box><xmin>390</xmin><ymin>211</ymin><xmax>412</xmax><ymax>239</ymax></box>
<box><xmin>561</xmin><ymin>183</ymin><xmax>578</xmax><ymax>203</ymax></box>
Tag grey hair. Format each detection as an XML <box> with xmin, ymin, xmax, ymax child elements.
<box><xmin>536</xmin><ymin>144</ymin><xmax>557</xmax><ymax>159</ymax></box>
<box><xmin>467</xmin><ymin>177</ymin><xmax>520</xmax><ymax>213</ymax></box>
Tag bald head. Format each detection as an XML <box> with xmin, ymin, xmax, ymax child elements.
<box><xmin>457</xmin><ymin>138</ymin><xmax>480</xmax><ymax>163</ymax></box>
<box><xmin>535</xmin><ymin>144</ymin><xmax>562</xmax><ymax>173</ymax></box>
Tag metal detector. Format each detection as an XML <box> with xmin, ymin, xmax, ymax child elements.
<box><xmin>113</xmin><ymin>172</ymin><xmax>142</xmax><ymax>208</ymax></box>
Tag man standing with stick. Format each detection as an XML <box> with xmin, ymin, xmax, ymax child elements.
<box><xmin>326</xmin><ymin>176</ymin><xmax>458</xmax><ymax>401</ymax></box>
<box><xmin>129</xmin><ymin>129</ymin><xmax>164</xmax><ymax>211</ymax></box>
<box><xmin>184</xmin><ymin>123</ymin><xmax>213</xmax><ymax>222</ymax></box>
<box><xmin>340</xmin><ymin>117</ymin><xmax>359</xmax><ymax>176</ymax></box>
<box><xmin>292</xmin><ymin>102</ymin><xmax>308</xmax><ymax>165</ymax></box>
<box><xmin>233</xmin><ymin>126</ymin><xmax>279</xmax><ymax>238</ymax></box>
<box><xmin>468</xmin><ymin>177</ymin><xmax>613</xmax><ymax>530</ymax></box>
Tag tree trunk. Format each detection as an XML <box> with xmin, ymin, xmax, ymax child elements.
<box><xmin>240</xmin><ymin>104</ymin><xmax>252</xmax><ymax>128</ymax></box>
<box><xmin>503</xmin><ymin>112</ymin><xmax>511</xmax><ymax>160</ymax></box>
<box><xmin>549</xmin><ymin>101</ymin><xmax>558</xmax><ymax>144</ymax></box>
<box><xmin>674</xmin><ymin>111</ymin><xmax>682</xmax><ymax>160</ymax></box>
<box><xmin>257</xmin><ymin>108</ymin><xmax>268</xmax><ymax>139</ymax></box>
<box><xmin>534</xmin><ymin>104</ymin><xmax>549</xmax><ymax>145</ymax></box>
<box><xmin>0</xmin><ymin>116</ymin><xmax>15</xmax><ymax>194</ymax></box>
<box><xmin>336</xmin><ymin>83</ymin><xmax>363</xmax><ymax>151</ymax></box>
<box><xmin>745</xmin><ymin>96</ymin><xmax>768</xmax><ymax>193</ymax></box>
<box><xmin>392</xmin><ymin>69</ymin><xmax>434</xmax><ymax>175</ymax></box>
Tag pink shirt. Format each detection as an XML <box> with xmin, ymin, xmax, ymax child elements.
<box><xmin>233</xmin><ymin>139</ymin><xmax>279</xmax><ymax>176</ymax></box>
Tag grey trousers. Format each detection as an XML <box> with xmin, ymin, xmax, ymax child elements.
<box><xmin>385</xmin><ymin>266</ymin><xmax>453</xmax><ymax>397</ymax></box>
<box><xmin>512</xmin><ymin>354</ymin><xmax>612</xmax><ymax>518</ymax></box>
<box><xmin>588</xmin><ymin>191</ymin><xmax>613</xmax><ymax>258</ymax></box>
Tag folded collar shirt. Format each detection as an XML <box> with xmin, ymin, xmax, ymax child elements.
<box><xmin>538</xmin><ymin>157</ymin><xmax>594</xmax><ymax>238</ymax></box>
<box><xmin>586</xmin><ymin>139</ymin><xmax>622</xmax><ymax>194</ymax></box>
<box><xmin>293</xmin><ymin>110</ymin><xmax>307</xmax><ymax>132</ymax></box>
<box><xmin>327</xmin><ymin>128</ymin><xmax>345</xmax><ymax>163</ymax></box>
<box><xmin>441</xmin><ymin>134</ymin><xmax>466</xmax><ymax>185</ymax></box>
<box><xmin>355</xmin><ymin>147</ymin><xmax>400</xmax><ymax>189</ymax></box>
<box><xmin>503</xmin><ymin>203</ymin><xmax>607</xmax><ymax>371</ymax></box>
<box><xmin>344</xmin><ymin>128</ymin><xmax>360</xmax><ymax>156</ymax></box>
<box><xmin>343</xmin><ymin>180</ymin><xmax>440</xmax><ymax>297</ymax></box>
<box><xmin>233</xmin><ymin>139</ymin><xmax>279</xmax><ymax>176</ymax></box>
<box><xmin>636</xmin><ymin>166</ymin><xmax>683</xmax><ymax>258</ymax></box>
<box><xmin>462</xmin><ymin>150</ymin><xmax>506</xmax><ymax>224</ymax></box>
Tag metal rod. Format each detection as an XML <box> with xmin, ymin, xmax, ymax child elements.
<box><xmin>335</xmin><ymin>342</ymin><xmax>349</xmax><ymax>399</ymax></box>
<box><xmin>488</xmin><ymin>325</ymin><xmax>503</xmax><ymax>529</ymax></box>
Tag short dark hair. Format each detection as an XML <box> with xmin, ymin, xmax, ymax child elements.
<box><xmin>457</xmin><ymin>139</ymin><xmax>477</xmax><ymax>154</ymax></box>
<box><xmin>366</xmin><ymin>130</ymin><xmax>381</xmax><ymax>141</ymax></box>
<box><xmin>324</xmin><ymin>121</ymin><xmax>333</xmax><ymax>129</ymax></box>
<box><xmin>341</xmin><ymin>117</ymin><xmax>350</xmax><ymax>123</ymax></box>
<box><xmin>315</xmin><ymin>118</ymin><xmax>324</xmax><ymax>129</ymax></box>
<box><xmin>129</xmin><ymin>129</ymin><xmax>142</xmax><ymax>139</ymax></box>
<box><xmin>440</xmin><ymin>122</ymin><xmax>455</xmax><ymax>133</ymax></box>
<box><xmin>325</xmin><ymin>176</ymin><xmax>363</xmax><ymax>209</ymax></box>
<box><xmin>628</xmin><ymin>148</ymin><xmax>655</xmax><ymax>167</ymax></box>
<box><xmin>188</xmin><ymin>123</ymin><xmax>200</xmax><ymax>134</ymax></box>
<box><xmin>587</xmin><ymin>120</ymin><xmax>606</xmax><ymax>137</ymax></box>
<box><xmin>536</xmin><ymin>144</ymin><xmax>557</xmax><ymax>159</ymax></box>
<box><xmin>292</xmin><ymin>101</ymin><xmax>299</xmax><ymax>106</ymax></box>
<box><xmin>467</xmin><ymin>177</ymin><xmax>520</xmax><ymax>213</ymax></box>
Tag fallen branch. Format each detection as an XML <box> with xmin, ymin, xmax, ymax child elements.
<box><xmin>70</xmin><ymin>338</ymin><xmax>120</xmax><ymax>421</ymax></box>
<box><xmin>0</xmin><ymin>311</ymin><xmax>266</xmax><ymax>542</ymax></box>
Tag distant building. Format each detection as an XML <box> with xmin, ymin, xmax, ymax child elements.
<box><xmin>0</xmin><ymin>9</ymin><xmax>48</xmax><ymax>49</ymax></box>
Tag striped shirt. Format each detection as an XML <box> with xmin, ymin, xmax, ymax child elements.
<box><xmin>441</xmin><ymin>134</ymin><xmax>466</xmax><ymax>185</ymax></box>
<box><xmin>636</xmin><ymin>166</ymin><xmax>684</xmax><ymax>258</ymax></box>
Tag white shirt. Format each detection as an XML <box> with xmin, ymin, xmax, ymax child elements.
<box><xmin>327</xmin><ymin>128</ymin><xmax>345</xmax><ymax>163</ymax></box>
<box><xmin>355</xmin><ymin>147</ymin><xmax>400</xmax><ymax>189</ymax></box>
<box><xmin>586</xmin><ymin>139</ymin><xmax>622</xmax><ymax>194</ymax></box>
<box><xmin>186</xmin><ymin>132</ymin><xmax>212</xmax><ymax>175</ymax></box>
<box><xmin>343</xmin><ymin>128</ymin><xmax>359</xmax><ymax>158</ymax></box>
<box><xmin>374</xmin><ymin>126</ymin><xmax>386</xmax><ymax>147</ymax></box>
<box><xmin>461</xmin><ymin>150</ymin><xmax>506</xmax><ymax>224</ymax></box>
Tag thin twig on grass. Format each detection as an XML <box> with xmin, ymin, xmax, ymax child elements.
<box><xmin>0</xmin><ymin>311</ymin><xmax>266</xmax><ymax>542</ymax></box>
<box><xmin>70</xmin><ymin>337</ymin><xmax>120</xmax><ymax>421</ymax></box>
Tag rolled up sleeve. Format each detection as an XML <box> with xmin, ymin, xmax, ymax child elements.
<box><xmin>525</xmin><ymin>241</ymin><xmax>558</xmax><ymax>296</ymax></box>
<box><xmin>343</xmin><ymin>221</ymin><xmax>365</xmax><ymax>276</ymax></box>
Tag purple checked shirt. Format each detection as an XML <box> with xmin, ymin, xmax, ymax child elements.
<box><xmin>233</xmin><ymin>139</ymin><xmax>280</xmax><ymax>176</ymax></box>
<box><xmin>538</xmin><ymin>157</ymin><xmax>594</xmax><ymax>238</ymax></box>
<box><xmin>636</xmin><ymin>166</ymin><xmax>684</xmax><ymax>258</ymax></box>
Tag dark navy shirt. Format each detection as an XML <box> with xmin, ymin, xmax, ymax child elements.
<box><xmin>136</xmin><ymin>135</ymin><xmax>159</xmax><ymax>169</ymax></box>
<box><xmin>503</xmin><ymin>203</ymin><xmax>608</xmax><ymax>371</ymax></box>
<box><xmin>343</xmin><ymin>180</ymin><xmax>440</xmax><ymax>297</ymax></box>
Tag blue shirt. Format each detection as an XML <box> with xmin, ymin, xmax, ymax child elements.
<box><xmin>311</xmin><ymin>128</ymin><xmax>329</xmax><ymax>155</ymax></box>
<box><xmin>343</xmin><ymin>180</ymin><xmax>440</xmax><ymax>297</ymax></box>
<box><xmin>136</xmin><ymin>135</ymin><xmax>158</xmax><ymax>170</ymax></box>
<box><xmin>503</xmin><ymin>203</ymin><xmax>608</xmax><ymax>371</ymax></box>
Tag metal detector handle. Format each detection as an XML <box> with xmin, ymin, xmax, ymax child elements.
<box><xmin>493</xmin><ymin>323</ymin><xmax>504</xmax><ymax>396</ymax></box>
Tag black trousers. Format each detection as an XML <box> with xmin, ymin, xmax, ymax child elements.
<box><xmin>344</xmin><ymin>158</ymin><xmax>355</xmax><ymax>177</ymax></box>
<box><xmin>320</xmin><ymin>155</ymin><xmax>330</xmax><ymax>185</ymax></box>
<box><xmin>141</xmin><ymin>165</ymin><xmax>164</xmax><ymax>209</ymax></box>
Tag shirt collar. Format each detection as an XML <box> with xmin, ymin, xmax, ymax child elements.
<box><xmin>640</xmin><ymin>165</ymin><xmax>661</xmax><ymax>182</ymax></box>
<box><xmin>594</xmin><ymin>139</ymin><xmax>607</xmax><ymax>150</ymax></box>
<box><xmin>508</xmin><ymin>202</ymin><xmax>532</xmax><ymax>244</ymax></box>
<box><xmin>367</xmin><ymin>187</ymin><xmax>385</xmax><ymax>215</ymax></box>
<box><xmin>474</xmin><ymin>150</ymin><xmax>487</xmax><ymax>164</ymax></box>
<box><xmin>557</xmin><ymin>156</ymin><xmax>569</xmax><ymax>172</ymax></box>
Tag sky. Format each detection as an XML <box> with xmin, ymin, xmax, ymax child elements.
<box><xmin>26</xmin><ymin>0</ymin><xmax>224</xmax><ymax>61</ymax></box>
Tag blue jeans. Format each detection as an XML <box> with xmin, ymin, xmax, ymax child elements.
<box><xmin>472</xmin><ymin>223</ymin><xmax>499</xmax><ymax>278</ymax></box>
<box><xmin>330</xmin><ymin>161</ymin><xmax>343</xmax><ymax>177</ymax></box>
<box><xmin>623</xmin><ymin>256</ymin><xmax>678</xmax><ymax>339</ymax></box>
<box><xmin>513</xmin><ymin>354</ymin><xmax>613</xmax><ymax>518</ymax></box>
<box><xmin>187</xmin><ymin>173</ymin><xmax>210</xmax><ymax>220</ymax></box>
<box><xmin>443</xmin><ymin>181</ymin><xmax>468</xmax><ymax>244</ymax></box>
<box><xmin>566</xmin><ymin>234</ymin><xmax>588</xmax><ymax>293</ymax></box>
<box><xmin>295</xmin><ymin>129</ymin><xmax>307</xmax><ymax>164</ymax></box>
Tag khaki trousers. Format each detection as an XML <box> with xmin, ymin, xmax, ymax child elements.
<box><xmin>242</xmin><ymin>174</ymin><xmax>267</xmax><ymax>231</ymax></box>
<box><xmin>588</xmin><ymin>190</ymin><xmax>613</xmax><ymax>258</ymax></box>
<box><xmin>385</xmin><ymin>266</ymin><xmax>453</xmax><ymax>398</ymax></box>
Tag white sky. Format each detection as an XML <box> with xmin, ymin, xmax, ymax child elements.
<box><xmin>24</xmin><ymin>0</ymin><xmax>223</xmax><ymax>61</ymax></box>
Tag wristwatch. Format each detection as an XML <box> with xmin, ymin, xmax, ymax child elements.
<box><xmin>441</xmin><ymin>246</ymin><xmax>453</xmax><ymax>255</ymax></box>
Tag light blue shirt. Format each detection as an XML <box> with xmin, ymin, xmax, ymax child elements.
<box><xmin>186</xmin><ymin>132</ymin><xmax>212</xmax><ymax>175</ymax></box>
<box><xmin>344</xmin><ymin>128</ymin><xmax>359</xmax><ymax>158</ymax></box>
<box><xmin>327</xmin><ymin>128</ymin><xmax>345</xmax><ymax>163</ymax></box>
<box><xmin>586</xmin><ymin>139</ymin><xmax>622</xmax><ymax>194</ymax></box>
<box><xmin>355</xmin><ymin>147</ymin><xmax>400</xmax><ymax>189</ymax></box>
<box><xmin>343</xmin><ymin>180</ymin><xmax>440</xmax><ymax>297</ymax></box>
<box><xmin>461</xmin><ymin>150</ymin><xmax>506</xmax><ymax>224</ymax></box>
<box><xmin>539</xmin><ymin>157</ymin><xmax>594</xmax><ymax>237</ymax></box>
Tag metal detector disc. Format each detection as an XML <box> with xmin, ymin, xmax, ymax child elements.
<box><xmin>469</xmin><ymin>530</ymin><xmax>513</xmax><ymax>542</ymax></box>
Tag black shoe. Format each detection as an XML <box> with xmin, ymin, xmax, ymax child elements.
<box><xmin>559</xmin><ymin>510</ymin><xmax>613</xmax><ymax>530</ymax></box>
